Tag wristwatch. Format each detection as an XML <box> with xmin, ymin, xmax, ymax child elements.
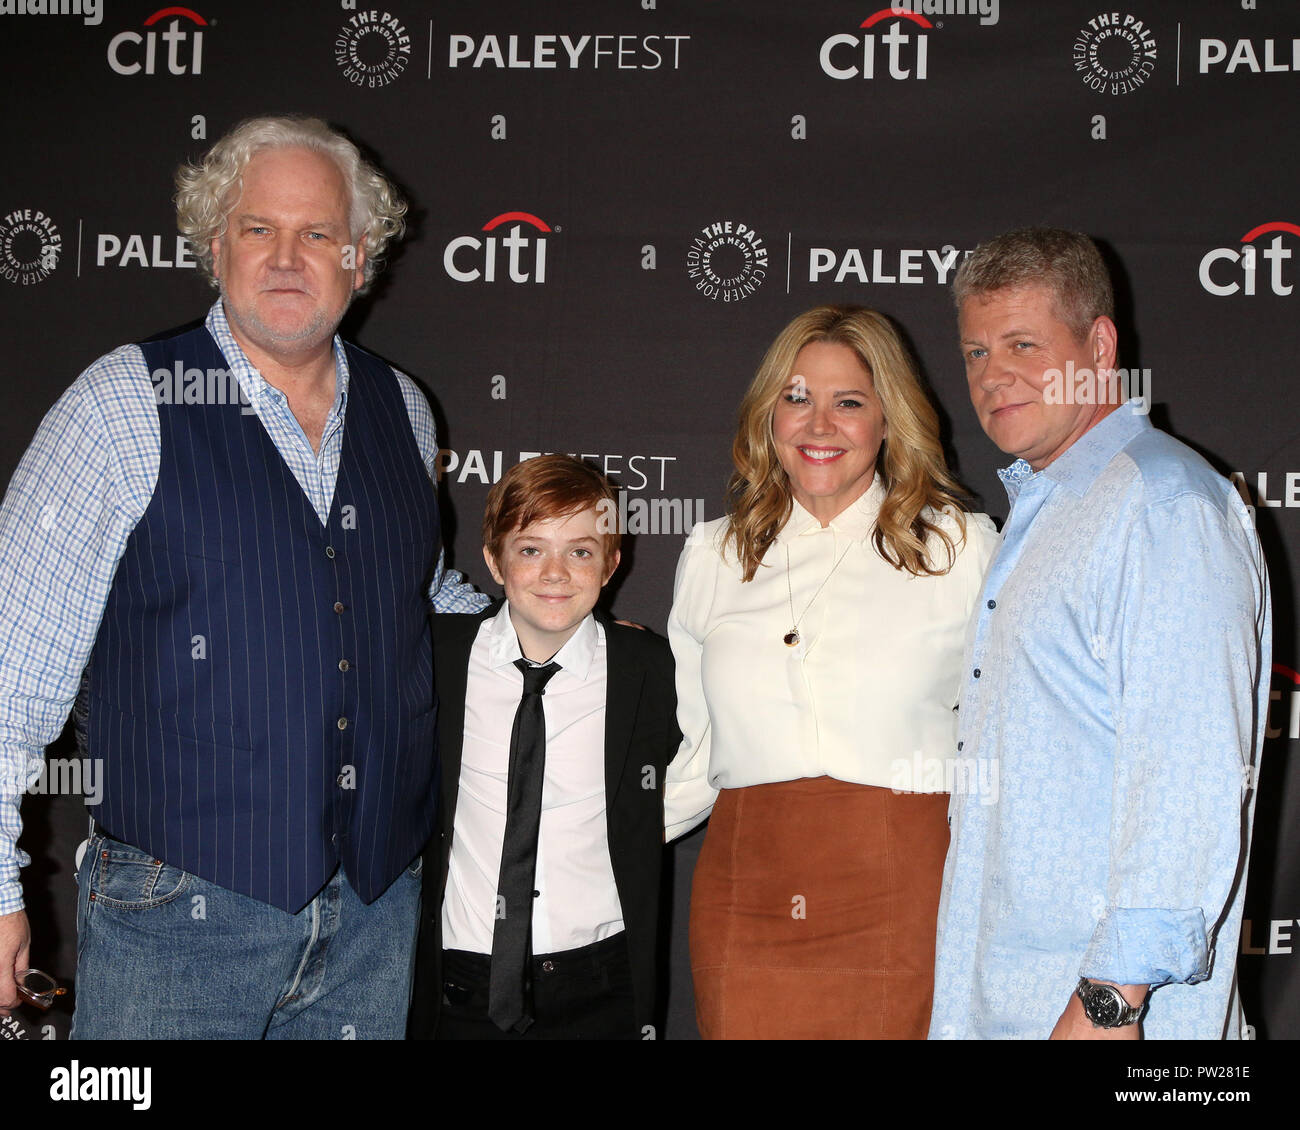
<box><xmin>1075</xmin><ymin>978</ymin><xmax>1144</xmax><ymax>1028</ymax></box>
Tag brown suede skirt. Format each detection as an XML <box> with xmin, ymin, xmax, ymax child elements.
<box><xmin>689</xmin><ymin>776</ymin><xmax>949</xmax><ymax>1040</ymax></box>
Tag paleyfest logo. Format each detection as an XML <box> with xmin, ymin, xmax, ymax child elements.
<box><xmin>1200</xmin><ymin>221</ymin><xmax>1298</xmax><ymax>297</ymax></box>
<box><xmin>687</xmin><ymin>220</ymin><xmax>768</xmax><ymax>302</ymax></box>
<box><xmin>1073</xmin><ymin>11</ymin><xmax>1157</xmax><ymax>95</ymax></box>
<box><xmin>1</xmin><ymin>207</ymin><xmax>60</xmax><ymax>285</ymax></box>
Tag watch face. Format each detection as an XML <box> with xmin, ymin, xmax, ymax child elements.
<box><xmin>1086</xmin><ymin>987</ymin><xmax>1123</xmax><ymax>1027</ymax></box>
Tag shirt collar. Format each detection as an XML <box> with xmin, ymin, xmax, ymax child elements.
<box><xmin>777</xmin><ymin>475</ymin><xmax>885</xmax><ymax>541</ymax></box>
<box><xmin>204</xmin><ymin>299</ymin><xmax>349</xmax><ymax>418</ymax></box>
<box><xmin>997</xmin><ymin>399</ymin><xmax>1151</xmax><ymax>504</ymax></box>
<box><xmin>485</xmin><ymin>601</ymin><xmax>600</xmax><ymax>680</ymax></box>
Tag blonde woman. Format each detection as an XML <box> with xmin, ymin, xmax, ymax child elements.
<box><xmin>665</xmin><ymin>306</ymin><xmax>997</xmax><ymax>1039</ymax></box>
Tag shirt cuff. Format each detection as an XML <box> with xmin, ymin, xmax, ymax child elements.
<box><xmin>0</xmin><ymin>869</ymin><xmax>25</xmax><ymax>916</ymax></box>
<box><xmin>1079</xmin><ymin>907</ymin><xmax>1210</xmax><ymax>987</ymax></box>
<box><xmin>664</xmin><ymin>783</ymin><xmax>718</xmax><ymax>842</ymax></box>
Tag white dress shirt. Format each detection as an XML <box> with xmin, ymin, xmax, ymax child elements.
<box><xmin>442</xmin><ymin>604</ymin><xmax>625</xmax><ymax>955</ymax></box>
<box><xmin>664</xmin><ymin>478</ymin><xmax>998</xmax><ymax>840</ymax></box>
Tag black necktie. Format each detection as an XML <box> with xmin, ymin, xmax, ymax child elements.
<box><xmin>488</xmin><ymin>658</ymin><xmax>561</xmax><ymax>1033</ymax></box>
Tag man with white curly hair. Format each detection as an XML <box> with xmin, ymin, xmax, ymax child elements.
<box><xmin>0</xmin><ymin>115</ymin><xmax>484</xmax><ymax>1038</ymax></box>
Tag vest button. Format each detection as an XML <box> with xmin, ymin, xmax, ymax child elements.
<box><xmin>333</xmin><ymin>602</ymin><xmax>345</xmax><ymax>614</ymax></box>
<box><xmin>541</xmin><ymin>960</ymin><xmax>555</xmax><ymax>973</ymax></box>
<box><xmin>337</xmin><ymin>717</ymin><xmax>348</xmax><ymax>731</ymax></box>
<box><xmin>338</xmin><ymin>659</ymin><xmax>350</xmax><ymax>672</ymax></box>
<box><xmin>325</xmin><ymin>546</ymin><xmax>336</xmax><ymax>559</ymax></box>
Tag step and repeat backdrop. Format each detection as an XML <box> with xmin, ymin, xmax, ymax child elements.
<box><xmin>2</xmin><ymin>0</ymin><xmax>1297</xmax><ymax>1040</ymax></box>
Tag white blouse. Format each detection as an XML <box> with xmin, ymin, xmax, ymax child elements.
<box><xmin>664</xmin><ymin>478</ymin><xmax>998</xmax><ymax>840</ymax></box>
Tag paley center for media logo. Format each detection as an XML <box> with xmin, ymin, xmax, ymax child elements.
<box><xmin>444</xmin><ymin>211</ymin><xmax>554</xmax><ymax>284</ymax></box>
<box><xmin>1</xmin><ymin>207</ymin><xmax>60</xmax><ymax>285</ymax></box>
<box><xmin>1200</xmin><ymin>221</ymin><xmax>1298</xmax><ymax>297</ymax></box>
<box><xmin>1073</xmin><ymin>11</ymin><xmax>1157</xmax><ymax>95</ymax></box>
<box><xmin>107</xmin><ymin>5</ymin><xmax>207</xmax><ymax>75</ymax></box>
<box><xmin>687</xmin><ymin>220</ymin><xmax>768</xmax><ymax>303</ymax></box>
<box><xmin>334</xmin><ymin>8</ymin><xmax>410</xmax><ymax>88</ymax></box>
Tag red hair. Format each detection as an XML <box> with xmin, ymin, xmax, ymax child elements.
<box><xmin>483</xmin><ymin>455</ymin><xmax>620</xmax><ymax>561</ymax></box>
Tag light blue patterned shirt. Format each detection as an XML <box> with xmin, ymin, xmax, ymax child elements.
<box><xmin>0</xmin><ymin>301</ymin><xmax>487</xmax><ymax>913</ymax></box>
<box><xmin>929</xmin><ymin>401</ymin><xmax>1270</xmax><ymax>1040</ymax></box>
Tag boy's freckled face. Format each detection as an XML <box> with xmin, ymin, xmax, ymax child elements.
<box><xmin>484</xmin><ymin>507</ymin><xmax>619</xmax><ymax>659</ymax></box>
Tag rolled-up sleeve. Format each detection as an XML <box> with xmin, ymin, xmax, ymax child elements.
<box><xmin>1081</xmin><ymin>495</ymin><xmax>1269</xmax><ymax>987</ymax></box>
<box><xmin>394</xmin><ymin>369</ymin><xmax>488</xmax><ymax>615</ymax></box>
<box><xmin>0</xmin><ymin>364</ymin><xmax>146</xmax><ymax>913</ymax></box>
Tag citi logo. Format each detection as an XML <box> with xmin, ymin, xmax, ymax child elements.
<box><xmin>443</xmin><ymin>212</ymin><xmax>552</xmax><ymax>284</ymax></box>
<box><xmin>108</xmin><ymin>6</ymin><xmax>206</xmax><ymax>76</ymax></box>
<box><xmin>1199</xmin><ymin>222</ymin><xmax>1297</xmax><ymax>297</ymax></box>
<box><xmin>820</xmin><ymin>8</ymin><xmax>933</xmax><ymax>81</ymax></box>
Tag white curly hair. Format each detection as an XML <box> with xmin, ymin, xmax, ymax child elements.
<box><xmin>175</xmin><ymin>115</ymin><xmax>407</xmax><ymax>295</ymax></box>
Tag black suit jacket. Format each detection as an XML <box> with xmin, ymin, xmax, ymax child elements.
<box><xmin>408</xmin><ymin>603</ymin><xmax>682</xmax><ymax>1038</ymax></box>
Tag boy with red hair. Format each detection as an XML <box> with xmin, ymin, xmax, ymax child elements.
<box><xmin>409</xmin><ymin>455</ymin><xmax>681</xmax><ymax>1039</ymax></box>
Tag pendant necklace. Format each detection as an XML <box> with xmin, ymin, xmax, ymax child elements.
<box><xmin>784</xmin><ymin>540</ymin><xmax>854</xmax><ymax>647</ymax></box>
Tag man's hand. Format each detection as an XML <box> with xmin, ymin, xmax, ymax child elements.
<box><xmin>1050</xmin><ymin>980</ymin><xmax>1146</xmax><ymax>1040</ymax></box>
<box><xmin>0</xmin><ymin>909</ymin><xmax>31</xmax><ymax>1016</ymax></box>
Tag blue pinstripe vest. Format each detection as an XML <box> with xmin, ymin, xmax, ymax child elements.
<box><xmin>87</xmin><ymin>325</ymin><xmax>440</xmax><ymax>912</ymax></box>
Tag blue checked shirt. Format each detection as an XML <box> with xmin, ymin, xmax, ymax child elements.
<box><xmin>929</xmin><ymin>401</ymin><xmax>1271</xmax><ymax>1040</ymax></box>
<box><xmin>0</xmin><ymin>301</ymin><xmax>487</xmax><ymax>913</ymax></box>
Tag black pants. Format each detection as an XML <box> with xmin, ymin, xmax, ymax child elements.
<box><xmin>436</xmin><ymin>933</ymin><xmax>638</xmax><ymax>1040</ymax></box>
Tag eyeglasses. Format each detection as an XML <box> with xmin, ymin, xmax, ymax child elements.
<box><xmin>14</xmin><ymin>969</ymin><xmax>67</xmax><ymax>1010</ymax></box>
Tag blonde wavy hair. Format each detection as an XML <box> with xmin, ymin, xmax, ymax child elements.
<box><xmin>724</xmin><ymin>306</ymin><xmax>970</xmax><ymax>582</ymax></box>
<box><xmin>174</xmin><ymin>115</ymin><xmax>407</xmax><ymax>295</ymax></box>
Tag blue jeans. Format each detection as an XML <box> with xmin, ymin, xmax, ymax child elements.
<box><xmin>71</xmin><ymin>831</ymin><xmax>421</xmax><ymax>1039</ymax></box>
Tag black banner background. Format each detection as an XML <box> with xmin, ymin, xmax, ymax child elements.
<box><xmin>1</xmin><ymin>0</ymin><xmax>1296</xmax><ymax>1040</ymax></box>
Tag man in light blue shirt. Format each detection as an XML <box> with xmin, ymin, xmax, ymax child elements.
<box><xmin>930</xmin><ymin>228</ymin><xmax>1270</xmax><ymax>1040</ymax></box>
